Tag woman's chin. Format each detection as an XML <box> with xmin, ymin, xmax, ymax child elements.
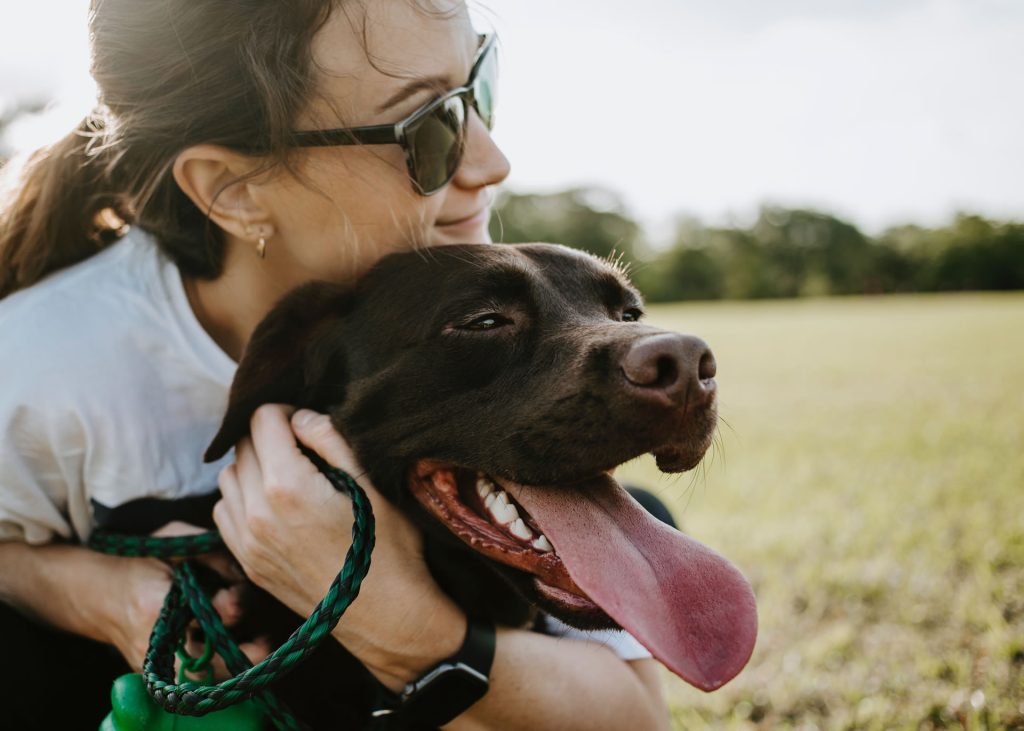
<box><xmin>432</xmin><ymin>222</ymin><xmax>492</xmax><ymax>245</ymax></box>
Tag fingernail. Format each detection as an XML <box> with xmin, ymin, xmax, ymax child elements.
<box><xmin>293</xmin><ymin>409</ymin><xmax>317</xmax><ymax>427</ymax></box>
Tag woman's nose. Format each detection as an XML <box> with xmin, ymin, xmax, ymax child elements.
<box><xmin>451</xmin><ymin>111</ymin><xmax>511</xmax><ymax>190</ymax></box>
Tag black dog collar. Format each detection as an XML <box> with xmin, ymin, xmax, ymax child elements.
<box><xmin>370</xmin><ymin>617</ymin><xmax>496</xmax><ymax>729</ymax></box>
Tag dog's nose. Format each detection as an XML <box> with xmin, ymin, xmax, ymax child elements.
<box><xmin>621</xmin><ymin>334</ymin><xmax>717</xmax><ymax>406</ymax></box>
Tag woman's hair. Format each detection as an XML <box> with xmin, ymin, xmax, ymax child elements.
<box><xmin>0</xmin><ymin>0</ymin><xmax>337</xmax><ymax>299</ymax></box>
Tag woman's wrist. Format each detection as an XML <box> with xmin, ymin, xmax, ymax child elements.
<box><xmin>1</xmin><ymin>542</ymin><xmax>132</xmax><ymax>645</ymax></box>
<box><xmin>331</xmin><ymin>582</ymin><xmax>467</xmax><ymax>692</ymax></box>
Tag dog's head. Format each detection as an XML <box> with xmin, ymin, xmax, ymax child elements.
<box><xmin>206</xmin><ymin>243</ymin><xmax>756</xmax><ymax>691</ymax></box>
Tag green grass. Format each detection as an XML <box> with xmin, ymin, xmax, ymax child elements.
<box><xmin>615</xmin><ymin>293</ymin><xmax>1024</xmax><ymax>730</ymax></box>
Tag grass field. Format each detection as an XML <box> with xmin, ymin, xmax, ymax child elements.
<box><xmin>614</xmin><ymin>292</ymin><xmax>1024</xmax><ymax>730</ymax></box>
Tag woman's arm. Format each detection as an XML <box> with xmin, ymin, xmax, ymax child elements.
<box><xmin>216</xmin><ymin>405</ymin><xmax>671</xmax><ymax>731</ymax></box>
<box><xmin>0</xmin><ymin>540</ymin><xmax>172</xmax><ymax>669</ymax></box>
<box><xmin>447</xmin><ymin>636</ymin><xmax>669</xmax><ymax>731</ymax></box>
<box><xmin>0</xmin><ymin>531</ymin><xmax>264</xmax><ymax>674</ymax></box>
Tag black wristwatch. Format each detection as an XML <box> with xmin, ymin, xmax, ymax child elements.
<box><xmin>369</xmin><ymin>618</ymin><xmax>496</xmax><ymax>730</ymax></box>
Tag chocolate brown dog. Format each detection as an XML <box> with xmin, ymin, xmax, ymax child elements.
<box><xmin>205</xmin><ymin>243</ymin><xmax>756</xmax><ymax>727</ymax></box>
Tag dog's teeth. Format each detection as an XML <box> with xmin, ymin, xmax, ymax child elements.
<box><xmin>481</xmin><ymin>488</ymin><xmax>520</xmax><ymax>524</ymax></box>
<box><xmin>489</xmin><ymin>499</ymin><xmax>519</xmax><ymax>525</ymax></box>
<box><xmin>532</xmin><ymin>534</ymin><xmax>554</xmax><ymax>553</ymax></box>
<box><xmin>499</xmin><ymin>503</ymin><xmax>520</xmax><ymax>524</ymax></box>
<box><xmin>509</xmin><ymin>518</ymin><xmax>533</xmax><ymax>541</ymax></box>
<box><xmin>476</xmin><ymin>478</ymin><xmax>494</xmax><ymax>499</ymax></box>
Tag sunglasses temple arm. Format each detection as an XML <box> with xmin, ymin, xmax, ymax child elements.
<box><xmin>289</xmin><ymin>124</ymin><xmax>400</xmax><ymax>148</ymax></box>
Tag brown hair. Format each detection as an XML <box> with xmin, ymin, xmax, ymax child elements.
<box><xmin>0</xmin><ymin>0</ymin><xmax>337</xmax><ymax>299</ymax></box>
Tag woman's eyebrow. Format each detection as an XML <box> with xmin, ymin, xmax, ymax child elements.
<box><xmin>377</xmin><ymin>76</ymin><xmax>453</xmax><ymax>114</ymax></box>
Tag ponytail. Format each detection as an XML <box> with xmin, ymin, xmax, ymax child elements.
<box><xmin>1</xmin><ymin>0</ymin><xmax>336</xmax><ymax>300</ymax></box>
<box><xmin>0</xmin><ymin>113</ymin><xmax>132</xmax><ymax>299</ymax></box>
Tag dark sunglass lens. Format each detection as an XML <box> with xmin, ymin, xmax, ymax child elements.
<box><xmin>407</xmin><ymin>98</ymin><xmax>465</xmax><ymax>193</ymax></box>
<box><xmin>473</xmin><ymin>47</ymin><xmax>497</xmax><ymax>129</ymax></box>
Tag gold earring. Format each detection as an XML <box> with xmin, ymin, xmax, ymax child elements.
<box><xmin>256</xmin><ymin>236</ymin><xmax>267</xmax><ymax>259</ymax></box>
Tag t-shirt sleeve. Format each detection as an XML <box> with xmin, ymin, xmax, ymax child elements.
<box><xmin>0</xmin><ymin>398</ymin><xmax>81</xmax><ymax>544</ymax></box>
<box><xmin>0</xmin><ymin>300</ymin><xmax>91</xmax><ymax>544</ymax></box>
<box><xmin>539</xmin><ymin>614</ymin><xmax>653</xmax><ymax>661</ymax></box>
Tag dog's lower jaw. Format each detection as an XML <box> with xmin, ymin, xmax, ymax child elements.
<box><xmin>531</xmin><ymin>580</ymin><xmax>619</xmax><ymax>629</ymax></box>
<box><xmin>652</xmin><ymin>410</ymin><xmax>718</xmax><ymax>472</ymax></box>
<box><xmin>408</xmin><ymin>460</ymin><xmax>619</xmax><ymax>627</ymax></box>
<box><xmin>652</xmin><ymin>445</ymin><xmax>708</xmax><ymax>473</ymax></box>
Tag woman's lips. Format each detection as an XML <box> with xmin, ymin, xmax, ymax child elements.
<box><xmin>436</xmin><ymin>208</ymin><xmax>489</xmax><ymax>229</ymax></box>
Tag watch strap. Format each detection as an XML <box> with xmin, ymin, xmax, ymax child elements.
<box><xmin>401</xmin><ymin>617</ymin><xmax>496</xmax><ymax>700</ymax></box>
<box><xmin>368</xmin><ymin>617</ymin><xmax>495</xmax><ymax>730</ymax></box>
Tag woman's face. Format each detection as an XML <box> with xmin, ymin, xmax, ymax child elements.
<box><xmin>254</xmin><ymin>0</ymin><xmax>510</xmax><ymax>284</ymax></box>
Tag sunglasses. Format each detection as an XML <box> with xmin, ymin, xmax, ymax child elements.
<box><xmin>289</xmin><ymin>34</ymin><xmax>498</xmax><ymax>196</ymax></box>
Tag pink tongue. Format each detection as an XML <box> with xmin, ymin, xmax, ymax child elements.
<box><xmin>510</xmin><ymin>476</ymin><xmax>758</xmax><ymax>691</ymax></box>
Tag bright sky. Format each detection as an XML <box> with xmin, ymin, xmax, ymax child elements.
<box><xmin>2</xmin><ymin>0</ymin><xmax>1022</xmax><ymax>237</ymax></box>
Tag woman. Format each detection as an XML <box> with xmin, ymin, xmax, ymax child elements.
<box><xmin>0</xmin><ymin>0</ymin><xmax>670</xmax><ymax>728</ymax></box>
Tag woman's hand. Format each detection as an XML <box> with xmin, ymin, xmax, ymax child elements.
<box><xmin>105</xmin><ymin>521</ymin><xmax>270</xmax><ymax>676</ymax></box>
<box><xmin>100</xmin><ymin>552</ymin><xmax>174</xmax><ymax>672</ymax></box>
<box><xmin>214</xmin><ymin>405</ymin><xmax>466</xmax><ymax>690</ymax></box>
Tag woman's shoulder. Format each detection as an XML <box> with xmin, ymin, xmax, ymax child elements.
<box><xmin>0</xmin><ymin>227</ymin><xmax>163</xmax><ymax>340</ymax></box>
<box><xmin>0</xmin><ymin>227</ymin><xmax>229</xmax><ymax>398</ymax></box>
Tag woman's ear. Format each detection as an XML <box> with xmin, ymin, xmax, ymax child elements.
<box><xmin>172</xmin><ymin>144</ymin><xmax>272</xmax><ymax>240</ymax></box>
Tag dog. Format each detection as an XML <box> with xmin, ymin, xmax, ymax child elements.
<box><xmin>205</xmin><ymin>243</ymin><xmax>757</xmax><ymax>728</ymax></box>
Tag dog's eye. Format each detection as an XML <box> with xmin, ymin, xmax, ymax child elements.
<box><xmin>458</xmin><ymin>313</ymin><xmax>513</xmax><ymax>331</ymax></box>
<box><xmin>622</xmin><ymin>307</ymin><xmax>644</xmax><ymax>322</ymax></box>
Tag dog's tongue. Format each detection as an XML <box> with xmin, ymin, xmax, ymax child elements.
<box><xmin>510</xmin><ymin>475</ymin><xmax>757</xmax><ymax>691</ymax></box>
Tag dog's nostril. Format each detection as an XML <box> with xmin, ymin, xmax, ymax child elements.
<box><xmin>654</xmin><ymin>355</ymin><xmax>679</xmax><ymax>388</ymax></box>
<box><xmin>698</xmin><ymin>350</ymin><xmax>717</xmax><ymax>381</ymax></box>
<box><xmin>622</xmin><ymin>335</ymin><xmax>688</xmax><ymax>390</ymax></box>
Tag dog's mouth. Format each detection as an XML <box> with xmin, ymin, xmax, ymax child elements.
<box><xmin>409</xmin><ymin>461</ymin><xmax>606</xmax><ymax>619</ymax></box>
<box><xmin>409</xmin><ymin>459</ymin><xmax>759</xmax><ymax>692</ymax></box>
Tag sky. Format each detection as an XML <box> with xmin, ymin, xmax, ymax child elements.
<box><xmin>1</xmin><ymin>0</ymin><xmax>1022</xmax><ymax>239</ymax></box>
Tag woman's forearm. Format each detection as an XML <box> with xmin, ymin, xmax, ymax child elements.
<box><xmin>0</xmin><ymin>540</ymin><xmax>120</xmax><ymax>640</ymax></box>
<box><xmin>446</xmin><ymin>628</ymin><xmax>670</xmax><ymax>731</ymax></box>
<box><xmin>338</xmin><ymin>608</ymin><xmax>672</xmax><ymax>731</ymax></box>
<box><xmin>0</xmin><ymin>539</ymin><xmax>174</xmax><ymax>669</ymax></box>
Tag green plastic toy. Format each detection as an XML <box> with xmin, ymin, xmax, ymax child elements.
<box><xmin>99</xmin><ymin>672</ymin><xmax>266</xmax><ymax>730</ymax></box>
<box><xmin>100</xmin><ymin>641</ymin><xmax>266</xmax><ymax>731</ymax></box>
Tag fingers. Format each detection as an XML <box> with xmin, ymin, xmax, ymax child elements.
<box><xmin>240</xmin><ymin>638</ymin><xmax>272</xmax><ymax>666</ymax></box>
<box><xmin>215</xmin><ymin>461</ymin><xmax>242</xmax><ymax>532</ymax></box>
<box><xmin>225</xmin><ymin>404</ymin><xmax>362</xmax><ymax>492</ymax></box>
<box><xmin>214</xmin><ymin>463</ymin><xmax>247</xmax><ymax>580</ymax></box>
<box><xmin>247</xmin><ymin>405</ymin><xmax>338</xmax><ymax>512</ymax></box>
<box><xmin>151</xmin><ymin>520</ymin><xmax>208</xmax><ymax>538</ymax></box>
<box><xmin>236</xmin><ymin>404</ymin><xmax>365</xmax><ymax>495</ymax></box>
<box><xmin>291</xmin><ymin>409</ymin><xmax>364</xmax><ymax>476</ymax></box>
<box><xmin>192</xmin><ymin>549</ymin><xmax>246</xmax><ymax>586</ymax></box>
<box><xmin>180</xmin><ymin>635</ymin><xmax>272</xmax><ymax>681</ymax></box>
<box><xmin>207</xmin><ymin>639</ymin><xmax>271</xmax><ymax>680</ymax></box>
<box><xmin>209</xmin><ymin>585</ymin><xmax>244</xmax><ymax>627</ymax></box>
<box><xmin>248</xmin><ymin>404</ymin><xmax>307</xmax><ymax>483</ymax></box>
<box><xmin>232</xmin><ymin>436</ymin><xmax>264</xmax><ymax>514</ymax></box>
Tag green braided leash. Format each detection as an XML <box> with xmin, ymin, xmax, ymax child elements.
<box><xmin>88</xmin><ymin>451</ymin><xmax>375</xmax><ymax>730</ymax></box>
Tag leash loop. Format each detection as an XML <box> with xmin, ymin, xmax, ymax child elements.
<box><xmin>89</xmin><ymin>455</ymin><xmax>374</xmax><ymax>731</ymax></box>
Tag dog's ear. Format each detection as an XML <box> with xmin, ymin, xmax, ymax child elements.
<box><xmin>204</xmin><ymin>281</ymin><xmax>352</xmax><ymax>462</ymax></box>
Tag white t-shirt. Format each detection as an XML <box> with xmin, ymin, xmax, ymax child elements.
<box><xmin>0</xmin><ymin>226</ymin><xmax>235</xmax><ymax>544</ymax></box>
<box><xmin>0</xmin><ymin>226</ymin><xmax>650</xmax><ymax>660</ymax></box>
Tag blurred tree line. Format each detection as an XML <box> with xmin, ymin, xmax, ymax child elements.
<box><xmin>488</xmin><ymin>188</ymin><xmax>1024</xmax><ymax>302</ymax></box>
<box><xmin>3</xmin><ymin>106</ymin><xmax>1020</xmax><ymax>302</ymax></box>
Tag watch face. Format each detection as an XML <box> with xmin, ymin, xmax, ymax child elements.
<box><xmin>401</xmin><ymin>663</ymin><xmax>490</xmax><ymax>726</ymax></box>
